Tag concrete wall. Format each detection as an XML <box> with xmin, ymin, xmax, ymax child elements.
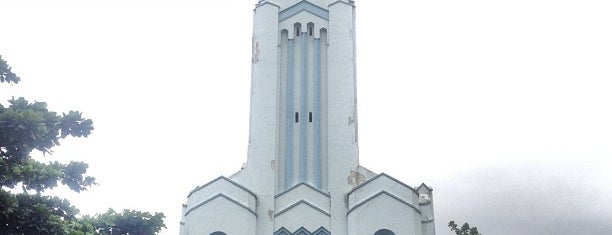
<box><xmin>347</xmin><ymin>174</ymin><xmax>423</xmax><ymax>235</ymax></box>
<box><xmin>274</xmin><ymin>184</ymin><xmax>331</xmax><ymax>232</ymax></box>
<box><xmin>182</xmin><ymin>197</ymin><xmax>256</xmax><ymax>235</ymax></box>
<box><xmin>238</xmin><ymin>2</ymin><xmax>281</xmax><ymax>235</ymax></box>
<box><xmin>348</xmin><ymin>194</ymin><xmax>422</xmax><ymax>235</ymax></box>
<box><xmin>418</xmin><ymin>185</ymin><xmax>436</xmax><ymax>235</ymax></box>
<box><xmin>180</xmin><ymin>177</ymin><xmax>257</xmax><ymax>235</ymax></box>
<box><xmin>326</xmin><ymin>2</ymin><xmax>360</xmax><ymax>235</ymax></box>
<box><xmin>181</xmin><ymin>1</ymin><xmax>436</xmax><ymax>235</ymax></box>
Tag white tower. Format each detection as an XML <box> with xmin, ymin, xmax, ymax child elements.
<box><xmin>180</xmin><ymin>1</ymin><xmax>436</xmax><ymax>235</ymax></box>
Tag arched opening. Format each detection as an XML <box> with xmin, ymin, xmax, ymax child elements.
<box><xmin>294</xmin><ymin>23</ymin><xmax>301</xmax><ymax>36</ymax></box>
<box><xmin>210</xmin><ymin>232</ymin><xmax>227</xmax><ymax>235</ymax></box>
<box><xmin>307</xmin><ymin>22</ymin><xmax>315</xmax><ymax>36</ymax></box>
<box><xmin>374</xmin><ymin>229</ymin><xmax>395</xmax><ymax>235</ymax></box>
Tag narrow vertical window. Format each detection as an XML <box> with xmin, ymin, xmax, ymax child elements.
<box><xmin>295</xmin><ymin>23</ymin><xmax>301</xmax><ymax>37</ymax></box>
<box><xmin>309</xmin><ymin>112</ymin><xmax>313</xmax><ymax>122</ymax></box>
<box><xmin>295</xmin><ymin>112</ymin><xmax>299</xmax><ymax>123</ymax></box>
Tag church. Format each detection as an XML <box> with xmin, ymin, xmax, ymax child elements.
<box><xmin>180</xmin><ymin>1</ymin><xmax>436</xmax><ymax>235</ymax></box>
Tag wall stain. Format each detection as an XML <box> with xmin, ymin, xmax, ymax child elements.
<box><xmin>267</xmin><ymin>210</ymin><xmax>274</xmax><ymax>222</ymax></box>
<box><xmin>252</xmin><ymin>35</ymin><xmax>260</xmax><ymax>63</ymax></box>
<box><xmin>347</xmin><ymin>170</ymin><xmax>365</xmax><ymax>188</ymax></box>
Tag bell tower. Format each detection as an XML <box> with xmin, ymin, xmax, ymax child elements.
<box><xmin>245</xmin><ymin>0</ymin><xmax>359</xmax><ymax>194</ymax></box>
<box><xmin>180</xmin><ymin>1</ymin><xmax>435</xmax><ymax>235</ymax></box>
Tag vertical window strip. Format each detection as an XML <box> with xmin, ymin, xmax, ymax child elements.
<box><xmin>285</xmin><ymin>38</ymin><xmax>295</xmax><ymax>189</ymax></box>
<box><xmin>313</xmin><ymin>38</ymin><xmax>322</xmax><ymax>189</ymax></box>
<box><xmin>299</xmin><ymin>29</ymin><xmax>308</xmax><ymax>184</ymax></box>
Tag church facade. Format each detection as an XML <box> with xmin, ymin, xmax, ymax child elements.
<box><xmin>179</xmin><ymin>1</ymin><xmax>436</xmax><ymax>235</ymax></box>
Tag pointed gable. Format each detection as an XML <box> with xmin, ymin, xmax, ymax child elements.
<box><xmin>280</xmin><ymin>1</ymin><xmax>329</xmax><ymax>21</ymax></box>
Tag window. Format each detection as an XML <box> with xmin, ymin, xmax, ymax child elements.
<box><xmin>294</xmin><ymin>23</ymin><xmax>301</xmax><ymax>37</ymax></box>
<box><xmin>308</xmin><ymin>23</ymin><xmax>314</xmax><ymax>36</ymax></box>
<box><xmin>295</xmin><ymin>112</ymin><xmax>299</xmax><ymax>123</ymax></box>
<box><xmin>309</xmin><ymin>112</ymin><xmax>313</xmax><ymax>122</ymax></box>
<box><xmin>374</xmin><ymin>229</ymin><xmax>395</xmax><ymax>235</ymax></box>
<box><xmin>210</xmin><ymin>232</ymin><xmax>227</xmax><ymax>235</ymax></box>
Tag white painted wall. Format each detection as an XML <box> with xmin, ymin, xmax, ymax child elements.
<box><xmin>186</xmin><ymin>178</ymin><xmax>257</xmax><ymax>212</ymax></box>
<box><xmin>183</xmin><ymin>198</ymin><xmax>256</xmax><ymax>235</ymax></box>
<box><xmin>327</xmin><ymin>2</ymin><xmax>361</xmax><ymax>235</ymax></box>
<box><xmin>275</xmin><ymin>203</ymin><xmax>331</xmax><ymax>232</ymax></box>
<box><xmin>238</xmin><ymin>3</ymin><xmax>280</xmax><ymax>235</ymax></box>
<box><xmin>181</xmin><ymin>1</ymin><xmax>435</xmax><ymax>235</ymax></box>
<box><xmin>348</xmin><ymin>195</ymin><xmax>423</xmax><ymax>235</ymax></box>
<box><xmin>275</xmin><ymin>184</ymin><xmax>330</xmax><ymax>216</ymax></box>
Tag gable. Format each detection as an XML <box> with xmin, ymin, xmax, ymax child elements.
<box><xmin>280</xmin><ymin>1</ymin><xmax>329</xmax><ymax>21</ymax></box>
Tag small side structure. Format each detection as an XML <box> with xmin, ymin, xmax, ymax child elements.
<box><xmin>181</xmin><ymin>177</ymin><xmax>257</xmax><ymax>235</ymax></box>
<box><xmin>347</xmin><ymin>174</ymin><xmax>436</xmax><ymax>235</ymax></box>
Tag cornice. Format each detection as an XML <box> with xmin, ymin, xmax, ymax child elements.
<box><xmin>421</xmin><ymin>218</ymin><xmax>435</xmax><ymax>224</ymax></box>
<box><xmin>275</xmin><ymin>182</ymin><xmax>330</xmax><ymax>198</ymax></box>
<box><xmin>188</xmin><ymin>176</ymin><xmax>257</xmax><ymax>200</ymax></box>
<box><xmin>255</xmin><ymin>1</ymin><xmax>281</xmax><ymax>10</ymax></box>
<box><xmin>347</xmin><ymin>172</ymin><xmax>418</xmax><ymax>196</ymax></box>
<box><xmin>328</xmin><ymin>0</ymin><xmax>354</xmax><ymax>8</ymax></box>
<box><xmin>347</xmin><ymin>190</ymin><xmax>421</xmax><ymax>215</ymax></box>
<box><xmin>275</xmin><ymin>199</ymin><xmax>331</xmax><ymax>217</ymax></box>
<box><xmin>184</xmin><ymin>193</ymin><xmax>257</xmax><ymax>217</ymax></box>
<box><xmin>280</xmin><ymin>0</ymin><xmax>329</xmax><ymax>21</ymax></box>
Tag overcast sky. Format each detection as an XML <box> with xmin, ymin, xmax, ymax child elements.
<box><xmin>1</xmin><ymin>1</ymin><xmax>611</xmax><ymax>234</ymax></box>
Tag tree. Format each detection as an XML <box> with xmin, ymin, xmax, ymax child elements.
<box><xmin>0</xmin><ymin>55</ymin><xmax>165</xmax><ymax>234</ymax></box>
<box><xmin>449</xmin><ymin>220</ymin><xmax>482</xmax><ymax>235</ymax></box>
<box><xmin>88</xmin><ymin>209</ymin><xmax>166</xmax><ymax>235</ymax></box>
<box><xmin>1</xmin><ymin>58</ymin><xmax>95</xmax><ymax>233</ymax></box>
<box><xmin>0</xmin><ymin>55</ymin><xmax>20</xmax><ymax>84</ymax></box>
<box><xmin>0</xmin><ymin>97</ymin><xmax>95</xmax><ymax>191</ymax></box>
<box><xmin>0</xmin><ymin>190</ymin><xmax>96</xmax><ymax>234</ymax></box>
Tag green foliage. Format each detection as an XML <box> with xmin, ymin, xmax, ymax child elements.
<box><xmin>0</xmin><ymin>191</ymin><xmax>166</xmax><ymax>235</ymax></box>
<box><xmin>0</xmin><ymin>74</ymin><xmax>97</xmax><ymax>234</ymax></box>
<box><xmin>0</xmin><ymin>190</ymin><xmax>95</xmax><ymax>234</ymax></box>
<box><xmin>0</xmin><ymin>97</ymin><xmax>94</xmax><ymax>163</ymax></box>
<box><xmin>449</xmin><ymin>221</ymin><xmax>482</xmax><ymax>235</ymax></box>
<box><xmin>0</xmin><ymin>55</ymin><xmax>165</xmax><ymax>234</ymax></box>
<box><xmin>90</xmin><ymin>209</ymin><xmax>166</xmax><ymax>235</ymax></box>
<box><xmin>0</xmin><ymin>96</ymin><xmax>96</xmax><ymax>195</ymax></box>
<box><xmin>0</xmin><ymin>55</ymin><xmax>20</xmax><ymax>84</ymax></box>
<box><xmin>1</xmin><ymin>158</ymin><xmax>96</xmax><ymax>193</ymax></box>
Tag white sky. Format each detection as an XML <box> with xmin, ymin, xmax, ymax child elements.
<box><xmin>1</xmin><ymin>1</ymin><xmax>611</xmax><ymax>234</ymax></box>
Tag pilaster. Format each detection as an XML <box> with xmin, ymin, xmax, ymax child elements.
<box><xmin>244</xmin><ymin>3</ymin><xmax>281</xmax><ymax>235</ymax></box>
<box><xmin>327</xmin><ymin>1</ymin><xmax>359</xmax><ymax>235</ymax></box>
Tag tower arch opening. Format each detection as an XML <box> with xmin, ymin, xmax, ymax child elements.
<box><xmin>374</xmin><ymin>229</ymin><xmax>396</xmax><ymax>235</ymax></box>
